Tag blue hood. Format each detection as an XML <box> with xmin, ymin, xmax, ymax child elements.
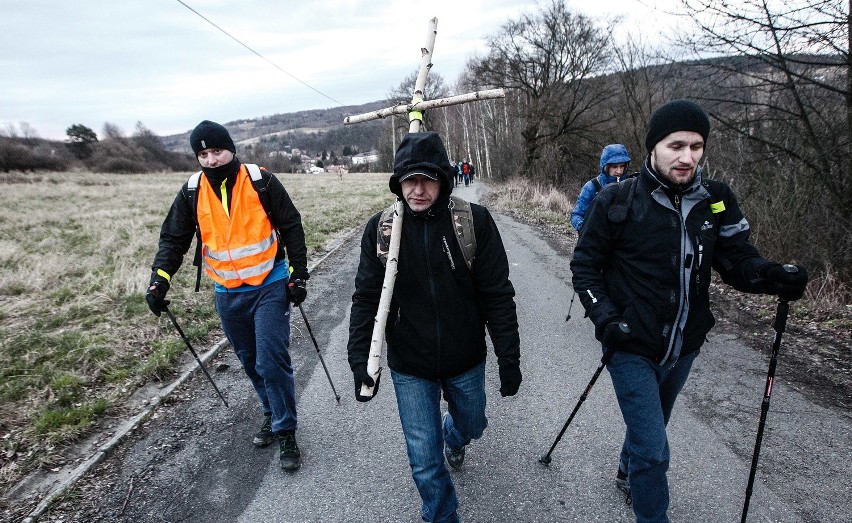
<box><xmin>599</xmin><ymin>144</ymin><xmax>631</xmax><ymax>174</ymax></box>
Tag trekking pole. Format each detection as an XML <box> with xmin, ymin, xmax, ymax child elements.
<box><xmin>565</xmin><ymin>290</ymin><xmax>577</xmax><ymax>321</ymax></box>
<box><xmin>297</xmin><ymin>304</ymin><xmax>341</xmax><ymax>404</ymax></box>
<box><xmin>539</xmin><ymin>322</ymin><xmax>629</xmax><ymax>465</ymax></box>
<box><xmin>164</xmin><ymin>308</ymin><xmax>229</xmax><ymax>407</ymax></box>
<box><xmin>740</xmin><ymin>265</ymin><xmax>797</xmax><ymax>522</ymax></box>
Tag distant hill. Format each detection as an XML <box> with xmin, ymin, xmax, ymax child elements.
<box><xmin>161</xmin><ymin>100</ymin><xmax>391</xmax><ymax>158</ymax></box>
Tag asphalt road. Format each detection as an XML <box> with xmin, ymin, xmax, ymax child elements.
<box><xmin>24</xmin><ymin>182</ymin><xmax>851</xmax><ymax>522</ymax></box>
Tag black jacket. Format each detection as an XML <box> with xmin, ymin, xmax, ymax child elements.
<box><xmin>151</xmin><ymin>159</ymin><xmax>308</xmax><ymax>282</ymax></box>
<box><xmin>570</xmin><ymin>158</ymin><xmax>773</xmax><ymax>363</ymax></box>
<box><xmin>347</xmin><ymin>134</ymin><xmax>519</xmax><ymax>380</ymax></box>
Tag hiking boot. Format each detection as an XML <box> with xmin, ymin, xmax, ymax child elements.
<box><xmin>445</xmin><ymin>443</ymin><xmax>465</xmax><ymax>470</ymax></box>
<box><xmin>279</xmin><ymin>431</ymin><xmax>301</xmax><ymax>472</ymax></box>
<box><xmin>616</xmin><ymin>467</ymin><xmax>632</xmax><ymax>506</ymax></box>
<box><xmin>442</xmin><ymin>412</ymin><xmax>466</xmax><ymax>470</ymax></box>
<box><xmin>252</xmin><ymin>414</ymin><xmax>274</xmax><ymax>447</ymax></box>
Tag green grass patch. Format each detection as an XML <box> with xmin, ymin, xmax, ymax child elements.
<box><xmin>34</xmin><ymin>399</ymin><xmax>109</xmax><ymax>436</ymax></box>
<box><xmin>138</xmin><ymin>339</ymin><xmax>185</xmax><ymax>382</ymax></box>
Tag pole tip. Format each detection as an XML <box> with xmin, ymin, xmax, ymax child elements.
<box><xmin>539</xmin><ymin>453</ymin><xmax>552</xmax><ymax>466</ymax></box>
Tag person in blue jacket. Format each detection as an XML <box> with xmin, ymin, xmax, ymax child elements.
<box><xmin>570</xmin><ymin>144</ymin><xmax>632</xmax><ymax>231</ymax></box>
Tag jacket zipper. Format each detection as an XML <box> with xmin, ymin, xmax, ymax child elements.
<box><xmin>662</xmin><ymin>193</ymin><xmax>687</xmax><ymax>364</ymax></box>
<box><xmin>423</xmin><ymin>220</ymin><xmax>442</xmax><ymax>374</ymax></box>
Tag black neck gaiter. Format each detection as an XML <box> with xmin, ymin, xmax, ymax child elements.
<box><xmin>201</xmin><ymin>156</ymin><xmax>240</xmax><ymax>185</ymax></box>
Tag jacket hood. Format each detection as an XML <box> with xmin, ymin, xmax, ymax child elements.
<box><xmin>389</xmin><ymin>132</ymin><xmax>454</xmax><ymax>209</ymax></box>
<box><xmin>599</xmin><ymin>144</ymin><xmax>631</xmax><ymax>174</ymax></box>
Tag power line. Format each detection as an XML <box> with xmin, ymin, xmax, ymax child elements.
<box><xmin>176</xmin><ymin>0</ymin><xmax>345</xmax><ymax>106</ymax></box>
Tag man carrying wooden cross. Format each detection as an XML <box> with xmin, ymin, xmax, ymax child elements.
<box><xmin>347</xmin><ymin>130</ymin><xmax>522</xmax><ymax>523</ymax></box>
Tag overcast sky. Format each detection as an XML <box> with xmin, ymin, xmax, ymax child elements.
<box><xmin>1</xmin><ymin>0</ymin><xmax>681</xmax><ymax>140</ymax></box>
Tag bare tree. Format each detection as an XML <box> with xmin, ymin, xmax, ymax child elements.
<box><xmin>470</xmin><ymin>0</ymin><xmax>616</xmax><ymax>185</ymax></box>
<box><xmin>673</xmin><ymin>0</ymin><xmax>851</xmax><ymax>282</ymax></box>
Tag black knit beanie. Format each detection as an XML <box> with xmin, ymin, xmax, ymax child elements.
<box><xmin>189</xmin><ymin>120</ymin><xmax>236</xmax><ymax>155</ymax></box>
<box><xmin>645</xmin><ymin>100</ymin><xmax>710</xmax><ymax>152</ymax></box>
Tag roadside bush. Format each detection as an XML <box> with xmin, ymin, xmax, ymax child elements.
<box><xmin>94</xmin><ymin>157</ymin><xmax>148</xmax><ymax>173</ymax></box>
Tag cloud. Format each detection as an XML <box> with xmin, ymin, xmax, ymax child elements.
<box><xmin>0</xmin><ymin>0</ymin><xmax>678</xmax><ymax>139</ymax></box>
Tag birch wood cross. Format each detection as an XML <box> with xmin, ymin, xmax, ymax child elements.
<box><xmin>345</xmin><ymin>17</ymin><xmax>505</xmax><ymax>397</ymax></box>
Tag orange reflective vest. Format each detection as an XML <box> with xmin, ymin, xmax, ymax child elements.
<box><xmin>196</xmin><ymin>166</ymin><xmax>278</xmax><ymax>288</ymax></box>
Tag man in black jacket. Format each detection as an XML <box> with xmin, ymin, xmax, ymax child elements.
<box><xmin>146</xmin><ymin>120</ymin><xmax>309</xmax><ymax>472</ymax></box>
<box><xmin>570</xmin><ymin>100</ymin><xmax>808</xmax><ymax>522</ymax></box>
<box><xmin>347</xmin><ymin>131</ymin><xmax>521</xmax><ymax>523</ymax></box>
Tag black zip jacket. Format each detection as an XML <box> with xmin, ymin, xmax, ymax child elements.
<box><xmin>347</xmin><ymin>199</ymin><xmax>520</xmax><ymax>380</ymax></box>
<box><xmin>151</xmin><ymin>159</ymin><xmax>308</xmax><ymax>282</ymax></box>
<box><xmin>571</xmin><ymin>158</ymin><xmax>774</xmax><ymax>363</ymax></box>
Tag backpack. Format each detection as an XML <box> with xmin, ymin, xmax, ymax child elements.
<box><xmin>186</xmin><ymin>164</ymin><xmax>275</xmax><ymax>291</ymax></box>
<box><xmin>377</xmin><ymin>195</ymin><xmax>476</xmax><ymax>271</ymax></box>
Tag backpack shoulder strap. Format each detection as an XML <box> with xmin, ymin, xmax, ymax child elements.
<box><xmin>186</xmin><ymin>171</ymin><xmax>203</xmax><ymax>292</ymax></box>
<box><xmin>376</xmin><ymin>202</ymin><xmax>398</xmax><ymax>266</ymax></box>
<box><xmin>607</xmin><ymin>176</ymin><xmax>637</xmax><ymax>224</ymax></box>
<box><xmin>449</xmin><ymin>195</ymin><xmax>476</xmax><ymax>271</ymax></box>
<box><xmin>244</xmin><ymin>164</ymin><xmax>275</xmax><ymax>226</ymax></box>
<box><xmin>187</xmin><ymin>171</ymin><xmax>202</xmax><ymax>222</ymax></box>
<box><xmin>592</xmin><ymin>177</ymin><xmax>603</xmax><ymax>193</ymax></box>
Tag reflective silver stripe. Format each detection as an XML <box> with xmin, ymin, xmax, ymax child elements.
<box><xmin>720</xmin><ymin>218</ymin><xmax>749</xmax><ymax>238</ymax></box>
<box><xmin>205</xmin><ymin>231</ymin><xmax>276</xmax><ymax>262</ymax></box>
<box><xmin>204</xmin><ymin>256</ymin><xmax>276</xmax><ymax>282</ymax></box>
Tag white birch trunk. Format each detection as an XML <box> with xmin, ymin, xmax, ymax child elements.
<box><xmin>360</xmin><ymin>17</ymin><xmax>438</xmax><ymax>397</ymax></box>
<box><xmin>360</xmin><ymin>199</ymin><xmax>403</xmax><ymax>396</ymax></box>
<box><xmin>344</xmin><ymin>89</ymin><xmax>505</xmax><ymax>125</ymax></box>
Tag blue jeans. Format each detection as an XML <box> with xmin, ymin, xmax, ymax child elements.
<box><xmin>215</xmin><ymin>279</ymin><xmax>296</xmax><ymax>433</ymax></box>
<box><xmin>606</xmin><ymin>350</ymin><xmax>698</xmax><ymax>523</ymax></box>
<box><xmin>391</xmin><ymin>362</ymin><xmax>488</xmax><ymax>523</ymax></box>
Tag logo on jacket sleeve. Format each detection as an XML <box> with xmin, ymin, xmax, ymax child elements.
<box><xmin>700</xmin><ymin>220</ymin><xmax>713</xmax><ymax>231</ymax></box>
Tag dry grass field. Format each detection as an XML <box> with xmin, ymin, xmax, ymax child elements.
<box><xmin>0</xmin><ymin>170</ymin><xmax>390</xmax><ymax>493</ymax></box>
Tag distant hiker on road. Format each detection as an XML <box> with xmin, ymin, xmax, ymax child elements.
<box><xmin>570</xmin><ymin>143</ymin><xmax>631</xmax><ymax>232</ymax></box>
<box><xmin>570</xmin><ymin>100</ymin><xmax>808</xmax><ymax>522</ymax></box>
<box><xmin>347</xmin><ymin>131</ymin><xmax>522</xmax><ymax>523</ymax></box>
<box><xmin>146</xmin><ymin>120</ymin><xmax>309</xmax><ymax>472</ymax></box>
<box><xmin>461</xmin><ymin>159</ymin><xmax>471</xmax><ymax>186</ymax></box>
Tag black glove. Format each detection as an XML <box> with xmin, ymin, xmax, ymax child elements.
<box><xmin>764</xmin><ymin>263</ymin><xmax>808</xmax><ymax>302</ymax></box>
<box><xmin>352</xmin><ymin>363</ymin><xmax>380</xmax><ymax>402</ymax></box>
<box><xmin>146</xmin><ymin>273</ymin><xmax>170</xmax><ymax>317</ymax></box>
<box><xmin>287</xmin><ymin>278</ymin><xmax>307</xmax><ymax>305</ymax></box>
<box><xmin>602</xmin><ymin>320</ymin><xmax>632</xmax><ymax>350</ymax></box>
<box><xmin>498</xmin><ymin>359</ymin><xmax>522</xmax><ymax>397</ymax></box>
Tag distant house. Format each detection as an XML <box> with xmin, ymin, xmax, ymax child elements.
<box><xmin>351</xmin><ymin>150</ymin><xmax>379</xmax><ymax>165</ymax></box>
